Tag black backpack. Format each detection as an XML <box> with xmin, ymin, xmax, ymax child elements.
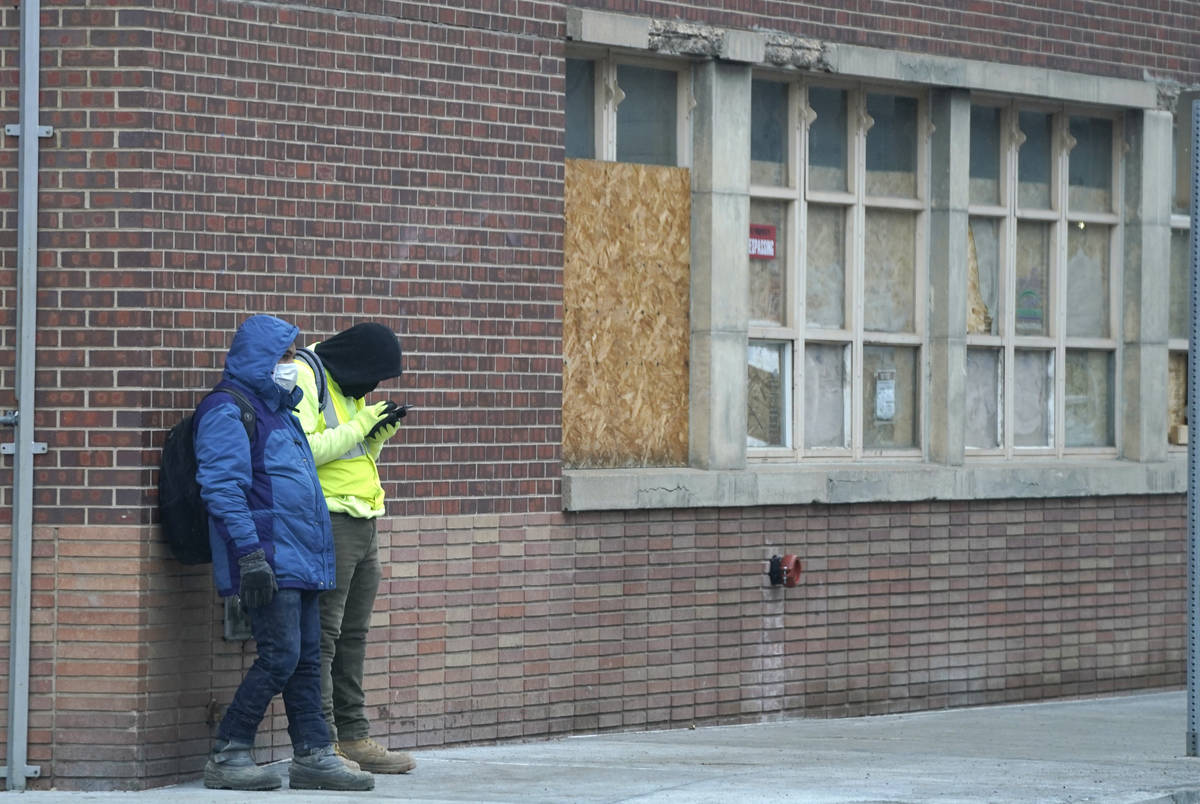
<box><xmin>158</xmin><ymin>387</ymin><xmax>256</xmax><ymax>565</ymax></box>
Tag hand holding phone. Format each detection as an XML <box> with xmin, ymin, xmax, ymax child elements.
<box><xmin>366</xmin><ymin>400</ymin><xmax>412</xmax><ymax>439</ymax></box>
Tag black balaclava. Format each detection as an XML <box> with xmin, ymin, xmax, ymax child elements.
<box><xmin>314</xmin><ymin>323</ymin><xmax>403</xmax><ymax>399</ymax></box>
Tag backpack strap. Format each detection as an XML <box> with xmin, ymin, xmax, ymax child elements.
<box><xmin>205</xmin><ymin>386</ymin><xmax>256</xmax><ymax>442</ymax></box>
<box><xmin>295</xmin><ymin>347</ymin><xmax>328</xmax><ymax>413</ymax></box>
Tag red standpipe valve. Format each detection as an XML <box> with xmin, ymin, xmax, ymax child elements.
<box><xmin>768</xmin><ymin>554</ymin><xmax>802</xmax><ymax>587</ymax></box>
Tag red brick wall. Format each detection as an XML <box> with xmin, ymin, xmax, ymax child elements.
<box><xmin>1</xmin><ymin>495</ymin><xmax>1183</xmax><ymax>789</ymax></box>
<box><xmin>0</xmin><ymin>0</ymin><xmax>1194</xmax><ymax>791</ymax></box>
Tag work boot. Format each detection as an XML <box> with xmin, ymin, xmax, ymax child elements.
<box><xmin>337</xmin><ymin>736</ymin><xmax>417</xmax><ymax>774</ymax></box>
<box><xmin>203</xmin><ymin>739</ymin><xmax>282</xmax><ymax>791</ymax></box>
<box><xmin>333</xmin><ymin>742</ymin><xmax>362</xmax><ymax>770</ymax></box>
<box><xmin>289</xmin><ymin>745</ymin><xmax>374</xmax><ymax>791</ymax></box>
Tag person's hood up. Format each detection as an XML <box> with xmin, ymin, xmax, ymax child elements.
<box><xmin>313</xmin><ymin>322</ymin><xmax>403</xmax><ymax>399</ymax></box>
<box><xmin>222</xmin><ymin>314</ymin><xmax>302</xmax><ymax>410</ymax></box>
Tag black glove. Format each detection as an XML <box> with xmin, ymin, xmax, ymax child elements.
<box><xmin>238</xmin><ymin>549</ymin><xmax>278</xmax><ymax>610</ymax></box>
<box><xmin>366</xmin><ymin>401</ymin><xmax>410</xmax><ymax>439</ymax></box>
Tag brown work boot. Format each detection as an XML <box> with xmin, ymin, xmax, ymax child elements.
<box><xmin>337</xmin><ymin>737</ymin><xmax>416</xmax><ymax>774</ymax></box>
<box><xmin>333</xmin><ymin>741</ymin><xmax>362</xmax><ymax>770</ymax></box>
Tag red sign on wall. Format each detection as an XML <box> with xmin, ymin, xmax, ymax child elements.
<box><xmin>749</xmin><ymin>223</ymin><xmax>776</xmax><ymax>260</ymax></box>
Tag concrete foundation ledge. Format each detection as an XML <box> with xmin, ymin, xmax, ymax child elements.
<box><xmin>562</xmin><ymin>456</ymin><xmax>1187</xmax><ymax>511</ymax></box>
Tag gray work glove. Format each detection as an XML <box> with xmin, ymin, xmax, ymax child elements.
<box><xmin>238</xmin><ymin>549</ymin><xmax>278</xmax><ymax>609</ymax></box>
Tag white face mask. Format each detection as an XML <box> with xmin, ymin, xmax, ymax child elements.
<box><xmin>273</xmin><ymin>361</ymin><xmax>299</xmax><ymax>393</ymax></box>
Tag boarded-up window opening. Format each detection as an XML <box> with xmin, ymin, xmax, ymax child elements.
<box><xmin>563</xmin><ymin>159</ymin><xmax>690</xmax><ymax>468</ymax></box>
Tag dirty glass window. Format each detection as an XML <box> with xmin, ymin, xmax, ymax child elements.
<box><xmin>804</xmin><ymin>343</ymin><xmax>848</xmax><ymax>448</ymax></box>
<box><xmin>616</xmin><ymin>65</ymin><xmax>677</xmax><ymax>166</ymax></box>
<box><xmin>1066</xmin><ymin>223</ymin><xmax>1110</xmax><ymax>339</ymax></box>
<box><xmin>1068</xmin><ymin>117</ymin><xmax>1113</xmax><ymax>213</ymax></box>
<box><xmin>865</xmin><ymin>93</ymin><xmax>918</xmax><ymax>198</ymax></box>
<box><xmin>967</xmin><ymin>218</ymin><xmax>1000</xmax><ymax>336</ymax></box>
<box><xmin>1065</xmin><ymin>350</ymin><xmax>1113</xmax><ymax>447</ymax></box>
<box><xmin>808</xmin><ymin>86</ymin><xmax>848</xmax><ymax>193</ymax></box>
<box><xmin>806</xmin><ymin>205</ymin><xmax>846</xmax><ymax>329</ymax></box>
<box><xmin>1168</xmin><ymin>103</ymin><xmax>1193</xmax><ymax>447</ymax></box>
<box><xmin>970</xmin><ymin>105</ymin><xmax>1002</xmax><ymax>206</ymax></box>
<box><xmin>566</xmin><ymin>59</ymin><xmax>595</xmax><ymax>160</ymax></box>
<box><xmin>1170</xmin><ymin>229</ymin><xmax>1190</xmax><ymax>341</ymax></box>
<box><xmin>965</xmin><ymin>348</ymin><xmax>1002</xmax><ymax>449</ymax></box>
<box><xmin>1018</xmin><ymin>110</ymin><xmax>1054</xmax><ymax>210</ymax></box>
<box><xmin>966</xmin><ymin>103</ymin><xmax>1120</xmax><ymax>456</ymax></box>
<box><xmin>862</xmin><ymin>345</ymin><xmax>919</xmax><ymax>450</ymax></box>
<box><xmin>748</xmin><ymin>341</ymin><xmax>790</xmax><ymax>448</ymax></box>
<box><xmin>1014</xmin><ymin>350</ymin><xmax>1053</xmax><ymax>448</ymax></box>
<box><xmin>751</xmin><ymin>79</ymin><xmax>789</xmax><ymax>186</ymax></box>
<box><xmin>1015</xmin><ymin>221</ymin><xmax>1051</xmax><ymax>337</ymax></box>
<box><xmin>562</xmin><ymin>56</ymin><xmax>689</xmax><ymax>166</ymax></box>
<box><xmin>864</xmin><ymin>209</ymin><xmax>916</xmax><ymax>333</ymax></box>
<box><xmin>748</xmin><ymin>80</ymin><xmax>925</xmax><ymax>458</ymax></box>
<box><xmin>749</xmin><ymin>198</ymin><xmax>787</xmax><ymax>326</ymax></box>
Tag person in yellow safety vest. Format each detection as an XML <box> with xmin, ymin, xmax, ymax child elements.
<box><xmin>293</xmin><ymin>322</ymin><xmax>416</xmax><ymax>775</ymax></box>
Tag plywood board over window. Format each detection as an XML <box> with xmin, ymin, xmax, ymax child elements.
<box><xmin>563</xmin><ymin>159</ymin><xmax>690</xmax><ymax>468</ymax></box>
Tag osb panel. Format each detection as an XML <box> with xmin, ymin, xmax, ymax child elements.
<box><xmin>563</xmin><ymin>159</ymin><xmax>690</xmax><ymax>468</ymax></box>
<box><xmin>967</xmin><ymin>224</ymin><xmax>993</xmax><ymax>334</ymax></box>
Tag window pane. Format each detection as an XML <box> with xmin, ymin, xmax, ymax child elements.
<box><xmin>1014</xmin><ymin>349</ymin><xmax>1053</xmax><ymax>447</ymax></box>
<box><xmin>752</xmin><ymin>79</ymin><xmax>788</xmax><ymax>186</ymax></box>
<box><xmin>1068</xmin><ymin>117</ymin><xmax>1112</xmax><ymax>213</ymax></box>
<box><xmin>616</xmin><ymin>65</ymin><xmax>676</xmax><ymax>166</ymax></box>
<box><xmin>1174</xmin><ymin>112</ymin><xmax>1194</xmax><ymax>217</ymax></box>
<box><xmin>1018</xmin><ymin>110</ymin><xmax>1053</xmax><ymax>209</ymax></box>
<box><xmin>1170</xmin><ymin>350</ymin><xmax>1188</xmax><ymax>436</ymax></box>
<box><xmin>1170</xmin><ymin>228</ymin><xmax>1190</xmax><ymax>340</ymax></box>
<box><xmin>1015</xmin><ymin>221</ymin><xmax>1051</xmax><ymax>336</ymax></box>
<box><xmin>1066</xmin><ymin>223</ymin><xmax>1110</xmax><ymax>338</ymax></box>
<box><xmin>864</xmin><ymin>209</ymin><xmax>916</xmax><ymax>333</ymax></box>
<box><xmin>565</xmin><ymin>59</ymin><xmax>595</xmax><ymax>160</ymax></box>
<box><xmin>806</xmin><ymin>205</ymin><xmax>846</xmax><ymax>329</ymax></box>
<box><xmin>1065</xmin><ymin>349</ymin><xmax>1114</xmax><ymax>447</ymax></box>
<box><xmin>808</xmin><ymin>86</ymin><xmax>847</xmax><ymax>192</ymax></box>
<box><xmin>966</xmin><ymin>348</ymin><xmax>1002</xmax><ymax>449</ymax></box>
<box><xmin>862</xmin><ymin>345</ymin><xmax>918</xmax><ymax>449</ymax></box>
<box><xmin>804</xmin><ymin>342</ymin><xmax>847</xmax><ymax>448</ymax></box>
<box><xmin>968</xmin><ymin>218</ymin><xmax>1000</xmax><ymax>335</ymax></box>
<box><xmin>748</xmin><ymin>341</ymin><xmax>788</xmax><ymax>448</ymax></box>
<box><xmin>749</xmin><ymin>199</ymin><xmax>787</xmax><ymax>326</ymax></box>
<box><xmin>865</xmin><ymin>94</ymin><xmax>918</xmax><ymax>198</ymax></box>
<box><xmin>970</xmin><ymin>105</ymin><xmax>1002</xmax><ymax>206</ymax></box>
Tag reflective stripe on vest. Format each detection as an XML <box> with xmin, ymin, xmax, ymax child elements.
<box><xmin>324</xmin><ymin>388</ymin><xmax>367</xmax><ymax>461</ymax></box>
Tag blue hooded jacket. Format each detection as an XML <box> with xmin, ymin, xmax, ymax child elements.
<box><xmin>193</xmin><ymin>315</ymin><xmax>336</xmax><ymax>597</ymax></box>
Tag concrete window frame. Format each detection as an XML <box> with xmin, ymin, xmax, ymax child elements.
<box><xmin>962</xmin><ymin>101</ymin><xmax>1125</xmax><ymax>459</ymax></box>
<box><xmin>748</xmin><ymin>79</ymin><xmax>931</xmax><ymax>460</ymax></box>
<box><xmin>561</xmin><ymin>8</ymin><xmax>1185</xmax><ymax>512</ymax></box>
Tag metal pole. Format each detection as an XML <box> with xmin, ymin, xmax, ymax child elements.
<box><xmin>1187</xmin><ymin>97</ymin><xmax>1200</xmax><ymax>757</ymax></box>
<box><xmin>5</xmin><ymin>0</ymin><xmax>42</xmax><ymax>789</ymax></box>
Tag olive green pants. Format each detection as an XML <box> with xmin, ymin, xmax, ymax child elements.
<box><xmin>319</xmin><ymin>512</ymin><xmax>381</xmax><ymax>742</ymax></box>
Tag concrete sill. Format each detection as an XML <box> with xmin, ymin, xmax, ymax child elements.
<box><xmin>561</xmin><ymin>456</ymin><xmax>1188</xmax><ymax>511</ymax></box>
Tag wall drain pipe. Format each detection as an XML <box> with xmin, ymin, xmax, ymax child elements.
<box><xmin>4</xmin><ymin>0</ymin><xmax>48</xmax><ymax>788</ymax></box>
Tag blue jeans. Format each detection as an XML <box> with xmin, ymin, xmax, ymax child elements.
<box><xmin>218</xmin><ymin>589</ymin><xmax>331</xmax><ymax>754</ymax></box>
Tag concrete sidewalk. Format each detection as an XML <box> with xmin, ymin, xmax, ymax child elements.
<box><xmin>17</xmin><ymin>690</ymin><xmax>1200</xmax><ymax>802</ymax></box>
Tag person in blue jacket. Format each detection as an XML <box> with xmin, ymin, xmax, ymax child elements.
<box><xmin>193</xmin><ymin>314</ymin><xmax>373</xmax><ymax>792</ymax></box>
